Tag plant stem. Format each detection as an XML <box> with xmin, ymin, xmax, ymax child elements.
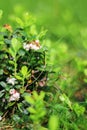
<box><xmin>23</xmin><ymin>78</ymin><xmax>25</xmax><ymax>86</ymax></box>
<box><xmin>33</xmin><ymin>123</ymin><xmax>40</xmax><ymax>130</ymax></box>
<box><xmin>14</xmin><ymin>56</ymin><xmax>17</xmax><ymax>76</ymax></box>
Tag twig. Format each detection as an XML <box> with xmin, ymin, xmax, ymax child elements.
<box><xmin>2</xmin><ymin>110</ymin><xmax>9</xmax><ymax>119</ymax></box>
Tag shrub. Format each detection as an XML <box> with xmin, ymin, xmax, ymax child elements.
<box><xmin>0</xmin><ymin>12</ymin><xmax>87</xmax><ymax>130</ymax></box>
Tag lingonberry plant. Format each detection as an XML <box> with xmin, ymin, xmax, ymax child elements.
<box><xmin>0</xmin><ymin>12</ymin><xmax>48</xmax><ymax>121</ymax></box>
<box><xmin>0</xmin><ymin>12</ymin><xmax>86</xmax><ymax>130</ymax></box>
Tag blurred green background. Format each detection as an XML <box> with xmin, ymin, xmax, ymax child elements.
<box><xmin>1</xmin><ymin>0</ymin><xmax>87</xmax><ymax>27</ymax></box>
<box><xmin>0</xmin><ymin>0</ymin><xmax>87</xmax><ymax>99</ymax></box>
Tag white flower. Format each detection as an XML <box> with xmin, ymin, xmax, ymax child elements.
<box><xmin>0</xmin><ymin>116</ymin><xmax>2</xmax><ymax>121</ymax></box>
<box><xmin>2</xmin><ymin>98</ymin><xmax>5</xmax><ymax>102</ymax></box>
<box><xmin>35</xmin><ymin>40</ymin><xmax>39</xmax><ymax>44</ymax></box>
<box><xmin>23</xmin><ymin>42</ymin><xmax>41</xmax><ymax>51</ymax></box>
<box><xmin>9</xmin><ymin>96</ymin><xmax>15</xmax><ymax>102</ymax></box>
<box><xmin>7</xmin><ymin>77</ymin><xmax>16</xmax><ymax>85</ymax></box>
<box><xmin>9</xmin><ymin>89</ymin><xmax>16</xmax><ymax>95</ymax></box>
<box><xmin>23</xmin><ymin>42</ymin><xmax>30</xmax><ymax>51</ymax></box>
<box><xmin>9</xmin><ymin>91</ymin><xmax>20</xmax><ymax>102</ymax></box>
<box><xmin>29</xmin><ymin>43</ymin><xmax>40</xmax><ymax>50</ymax></box>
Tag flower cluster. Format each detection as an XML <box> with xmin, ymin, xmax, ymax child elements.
<box><xmin>9</xmin><ymin>89</ymin><xmax>20</xmax><ymax>102</ymax></box>
<box><xmin>23</xmin><ymin>40</ymin><xmax>41</xmax><ymax>51</ymax></box>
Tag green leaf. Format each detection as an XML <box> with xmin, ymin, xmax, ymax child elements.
<box><xmin>13</xmin><ymin>114</ymin><xmax>20</xmax><ymax>122</ymax></box>
<box><xmin>9</xmin><ymin>47</ymin><xmax>16</xmax><ymax>57</ymax></box>
<box><xmin>17</xmin><ymin>103</ymin><xmax>23</xmax><ymax>112</ymax></box>
<box><xmin>9</xmin><ymin>60</ymin><xmax>15</xmax><ymax>65</ymax></box>
<box><xmin>15</xmin><ymin>75</ymin><xmax>22</xmax><ymax>80</ymax></box>
<box><xmin>39</xmin><ymin>91</ymin><xmax>45</xmax><ymax>100</ymax></box>
<box><xmin>33</xmin><ymin>91</ymin><xmax>39</xmax><ymax>100</ymax></box>
<box><xmin>20</xmin><ymin>66</ymin><xmax>30</xmax><ymax>79</ymax></box>
<box><xmin>11</xmin><ymin>38</ymin><xmax>22</xmax><ymax>53</ymax></box>
<box><xmin>0</xmin><ymin>90</ymin><xmax>5</xmax><ymax>97</ymax></box>
<box><xmin>37</xmin><ymin>29</ymin><xmax>47</xmax><ymax>40</ymax></box>
<box><xmin>25</xmin><ymin>95</ymin><xmax>34</xmax><ymax>104</ymax></box>
<box><xmin>84</xmin><ymin>69</ymin><xmax>87</xmax><ymax>76</ymax></box>
<box><xmin>49</xmin><ymin>115</ymin><xmax>59</xmax><ymax>130</ymax></box>
<box><xmin>16</xmin><ymin>17</ymin><xmax>24</xmax><ymax>27</ymax></box>
<box><xmin>59</xmin><ymin>94</ymin><xmax>72</xmax><ymax>109</ymax></box>
<box><xmin>0</xmin><ymin>69</ymin><xmax>3</xmax><ymax>75</ymax></box>
<box><xmin>21</xmin><ymin>66</ymin><xmax>28</xmax><ymax>76</ymax></box>
<box><xmin>28</xmin><ymin>107</ymin><xmax>36</xmax><ymax>114</ymax></box>
<box><xmin>0</xmin><ymin>81</ymin><xmax>6</xmax><ymax>88</ymax></box>
<box><xmin>18</xmin><ymin>49</ymin><xmax>25</xmax><ymax>56</ymax></box>
<box><xmin>38</xmin><ymin>126</ymin><xmax>48</xmax><ymax>130</ymax></box>
<box><xmin>7</xmin><ymin>102</ymin><xmax>15</xmax><ymax>107</ymax></box>
<box><xmin>0</xmin><ymin>10</ymin><xmax>3</xmax><ymax>19</ymax></box>
<box><xmin>73</xmin><ymin>103</ymin><xmax>85</xmax><ymax>117</ymax></box>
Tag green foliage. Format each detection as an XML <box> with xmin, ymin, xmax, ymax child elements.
<box><xmin>59</xmin><ymin>93</ymin><xmax>72</xmax><ymax>110</ymax></box>
<box><xmin>25</xmin><ymin>91</ymin><xmax>46</xmax><ymax>130</ymax></box>
<box><xmin>16</xmin><ymin>66</ymin><xmax>30</xmax><ymax>86</ymax></box>
<box><xmin>25</xmin><ymin>91</ymin><xmax>46</xmax><ymax>122</ymax></box>
<box><xmin>73</xmin><ymin>103</ymin><xmax>85</xmax><ymax>117</ymax></box>
<box><xmin>0</xmin><ymin>2</ymin><xmax>87</xmax><ymax>129</ymax></box>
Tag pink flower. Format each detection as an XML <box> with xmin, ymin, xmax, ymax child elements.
<box><xmin>9</xmin><ymin>89</ymin><xmax>20</xmax><ymax>102</ymax></box>
<box><xmin>29</xmin><ymin>43</ymin><xmax>40</xmax><ymax>50</ymax></box>
<box><xmin>23</xmin><ymin>40</ymin><xmax>41</xmax><ymax>51</ymax></box>
<box><xmin>9</xmin><ymin>89</ymin><xmax>16</xmax><ymax>95</ymax></box>
<box><xmin>35</xmin><ymin>40</ymin><xmax>39</xmax><ymax>44</ymax></box>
